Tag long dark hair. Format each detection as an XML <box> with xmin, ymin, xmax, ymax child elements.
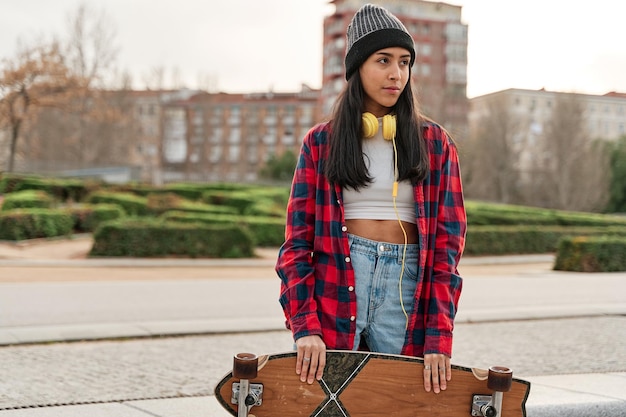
<box><xmin>324</xmin><ymin>73</ymin><xmax>430</xmax><ymax>190</ymax></box>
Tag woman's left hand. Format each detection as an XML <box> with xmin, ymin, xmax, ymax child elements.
<box><xmin>422</xmin><ymin>353</ymin><xmax>451</xmax><ymax>393</ymax></box>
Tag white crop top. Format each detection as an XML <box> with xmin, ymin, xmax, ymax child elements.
<box><xmin>343</xmin><ymin>126</ymin><xmax>416</xmax><ymax>224</ymax></box>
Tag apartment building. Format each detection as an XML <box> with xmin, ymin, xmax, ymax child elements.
<box><xmin>322</xmin><ymin>0</ymin><xmax>469</xmax><ymax>137</ymax></box>
<box><xmin>469</xmin><ymin>87</ymin><xmax>626</xmax><ymax>185</ymax></box>
<box><xmin>160</xmin><ymin>85</ymin><xmax>321</xmax><ymax>183</ymax></box>
<box><xmin>470</xmin><ymin>88</ymin><xmax>626</xmax><ymax>141</ymax></box>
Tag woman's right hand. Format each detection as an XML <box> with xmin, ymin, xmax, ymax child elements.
<box><xmin>295</xmin><ymin>335</ymin><xmax>326</xmax><ymax>384</ymax></box>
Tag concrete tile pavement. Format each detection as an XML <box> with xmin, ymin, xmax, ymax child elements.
<box><xmin>0</xmin><ymin>237</ymin><xmax>625</xmax><ymax>416</ymax></box>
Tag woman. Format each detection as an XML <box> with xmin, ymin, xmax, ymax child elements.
<box><xmin>276</xmin><ymin>3</ymin><xmax>466</xmax><ymax>394</ymax></box>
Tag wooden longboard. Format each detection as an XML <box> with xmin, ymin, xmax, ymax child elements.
<box><xmin>215</xmin><ymin>350</ymin><xmax>531</xmax><ymax>417</ymax></box>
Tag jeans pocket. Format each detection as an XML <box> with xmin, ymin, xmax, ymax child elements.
<box><xmin>401</xmin><ymin>256</ymin><xmax>419</xmax><ymax>281</ymax></box>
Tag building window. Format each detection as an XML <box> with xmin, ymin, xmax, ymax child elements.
<box><xmin>265</xmin><ymin>106</ymin><xmax>277</xmax><ymax>125</ymax></box>
<box><xmin>283</xmin><ymin>130</ymin><xmax>295</xmax><ymax>145</ymax></box>
<box><xmin>248</xmin><ymin>145</ymin><xmax>257</xmax><ymax>163</ymax></box>
<box><xmin>229</xmin><ymin>127</ymin><xmax>241</xmax><ymax>144</ymax></box>
<box><xmin>300</xmin><ymin>105</ymin><xmax>314</xmax><ymax>125</ymax></box>
<box><xmin>209</xmin><ymin>146</ymin><xmax>222</xmax><ymax>163</ymax></box>
<box><xmin>211</xmin><ymin>127</ymin><xmax>222</xmax><ymax>144</ymax></box>
<box><xmin>264</xmin><ymin>127</ymin><xmax>277</xmax><ymax>144</ymax></box>
<box><xmin>229</xmin><ymin>145</ymin><xmax>240</xmax><ymax>162</ymax></box>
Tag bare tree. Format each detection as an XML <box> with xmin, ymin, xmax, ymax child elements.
<box><xmin>3</xmin><ymin>2</ymin><xmax>140</xmax><ymax>175</ymax></box>
<box><xmin>0</xmin><ymin>42</ymin><xmax>81</xmax><ymax>172</ymax></box>
<box><xmin>530</xmin><ymin>94</ymin><xmax>610</xmax><ymax>211</ymax></box>
<box><xmin>463</xmin><ymin>95</ymin><xmax>525</xmax><ymax>203</ymax></box>
<box><xmin>142</xmin><ymin>66</ymin><xmax>166</xmax><ymax>91</ymax></box>
<box><xmin>63</xmin><ymin>2</ymin><xmax>122</xmax><ymax>164</ymax></box>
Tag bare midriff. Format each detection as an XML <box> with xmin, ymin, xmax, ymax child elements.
<box><xmin>345</xmin><ymin>219</ymin><xmax>418</xmax><ymax>244</ymax></box>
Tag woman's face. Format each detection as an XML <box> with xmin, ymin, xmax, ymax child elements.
<box><xmin>359</xmin><ymin>47</ymin><xmax>411</xmax><ymax>117</ymax></box>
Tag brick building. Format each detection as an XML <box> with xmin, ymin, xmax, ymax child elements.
<box><xmin>160</xmin><ymin>85</ymin><xmax>321</xmax><ymax>183</ymax></box>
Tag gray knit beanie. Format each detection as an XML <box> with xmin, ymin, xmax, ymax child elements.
<box><xmin>345</xmin><ymin>3</ymin><xmax>415</xmax><ymax>80</ymax></box>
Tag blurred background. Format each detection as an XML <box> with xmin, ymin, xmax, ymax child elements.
<box><xmin>1</xmin><ymin>0</ymin><xmax>625</xmax><ymax>213</ymax></box>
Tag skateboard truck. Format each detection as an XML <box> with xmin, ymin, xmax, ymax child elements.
<box><xmin>231</xmin><ymin>353</ymin><xmax>263</xmax><ymax>417</ymax></box>
<box><xmin>471</xmin><ymin>366</ymin><xmax>513</xmax><ymax>417</ymax></box>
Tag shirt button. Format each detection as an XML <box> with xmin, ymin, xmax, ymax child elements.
<box><xmin>342</xmin><ymin>225</ymin><xmax>348</xmax><ymax>232</ymax></box>
<box><xmin>348</xmin><ymin>286</ymin><xmax>354</xmax><ymax>292</ymax></box>
<box><xmin>350</xmin><ymin>316</ymin><xmax>356</xmax><ymax>321</ymax></box>
<box><xmin>345</xmin><ymin>256</ymin><xmax>351</xmax><ymax>263</ymax></box>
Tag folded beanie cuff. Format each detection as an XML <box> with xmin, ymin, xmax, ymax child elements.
<box><xmin>345</xmin><ymin>28</ymin><xmax>415</xmax><ymax>80</ymax></box>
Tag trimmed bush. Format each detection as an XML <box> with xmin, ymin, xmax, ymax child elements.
<box><xmin>466</xmin><ymin>201</ymin><xmax>626</xmax><ymax>227</ymax></box>
<box><xmin>1</xmin><ymin>190</ymin><xmax>55</xmax><ymax>211</ymax></box>
<box><xmin>465</xmin><ymin>225</ymin><xmax>626</xmax><ymax>256</ymax></box>
<box><xmin>171</xmin><ymin>201</ymin><xmax>238</xmax><ymax>216</ymax></box>
<box><xmin>161</xmin><ymin>183</ymin><xmax>212</xmax><ymax>200</ymax></box>
<box><xmin>0</xmin><ymin>173</ymin><xmax>97</xmax><ymax>202</ymax></box>
<box><xmin>161</xmin><ymin>211</ymin><xmax>285</xmax><ymax>247</ymax></box>
<box><xmin>0</xmin><ymin>208</ymin><xmax>74</xmax><ymax>241</ymax></box>
<box><xmin>86</xmin><ymin>191</ymin><xmax>149</xmax><ymax>216</ymax></box>
<box><xmin>144</xmin><ymin>193</ymin><xmax>238</xmax><ymax>216</ymax></box>
<box><xmin>554</xmin><ymin>236</ymin><xmax>626</xmax><ymax>272</ymax></box>
<box><xmin>145</xmin><ymin>192</ymin><xmax>184</xmax><ymax>215</ymax></box>
<box><xmin>201</xmin><ymin>190</ymin><xmax>256</xmax><ymax>214</ymax></box>
<box><xmin>243</xmin><ymin>199</ymin><xmax>286</xmax><ymax>218</ymax></box>
<box><xmin>66</xmin><ymin>204</ymin><xmax>126</xmax><ymax>233</ymax></box>
<box><xmin>90</xmin><ymin>218</ymin><xmax>254</xmax><ymax>258</ymax></box>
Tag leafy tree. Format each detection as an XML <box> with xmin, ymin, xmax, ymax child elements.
<box><xmin>259</xmin><ymin>150</ymin><xmax>297</xmax><ymax>182</ymax></box>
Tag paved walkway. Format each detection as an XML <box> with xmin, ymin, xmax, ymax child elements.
<box><xmin>0</xmin><ymin>237</ymin><xmax>624</xmax><ymax>416</ymax></box>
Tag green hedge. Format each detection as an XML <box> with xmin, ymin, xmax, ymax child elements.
<box><xmin>90</xmin><ymin>218</ymin><xmax>254</xmax><ymax>258</ymax></box>
<box><xmin>0</xmin><ymin>208</ymin><xmax>74</xmax><ymax>240</ymax></box>
<box><xmin>465</xmin><ymin>225</ymin><xmax>626</xmax><ymax>256</ymax></box>
<box><xmin>106</xmin><ymin>182</ymin><xmax>261</xmax><ymax>201</ymax></box>
<box><xmin>0</xmin><ymin>173</ymin><xmax>98</xmax><ymax>202</ymax></box>
<box><xmin>161</xmin><ymin>211</ymin><xmax>285</xmax><ymax>246</ymax></box>
<box><xmin>145</xmin><ymin>192</ymin><xmax>237</xmax><ymax>216</ymax></box>
<box><xmin>466</xmin><ymin>201</ymin><xmax>626</xmax><ymax>227</ymax></box>
<box><xmin>200</xmin><ymin>187</ymin><xmax>289</xmax><ymax>214</ymax></box>
<box><xmin>86</xmin><ymin>191</ymin><xmax>150</xmax><ymax>216</ymax></box>
<box><xmin>554</xmin><ymin>236</ymin><xmax>626</xmax><ymax>272</ymax></box>
<box><xmin>201</xmin><ymin>190</ymin><xmax>256</xmax><ymax>214</ymax></box>
<box><xmin>65</xmin><ymin>204</ymin><xmax>126</xmax><ymax>233</ymax></box>
<box><xmin>1</xmin><ymin>190</ymin><xmax>56</xmax><ymax>211</ymax></box>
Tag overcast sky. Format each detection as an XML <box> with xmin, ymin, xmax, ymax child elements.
<box><xmin>2</xmin><ymin>0</ymin><xmax>625</xmax><ymax>98</ymax></box>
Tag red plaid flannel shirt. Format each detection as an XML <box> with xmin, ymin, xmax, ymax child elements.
<box><xmin>276</xmin><ymin>121</ymin><xmax>466</xmax><ymax>357</ymax></box>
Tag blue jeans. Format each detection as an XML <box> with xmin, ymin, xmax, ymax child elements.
<box><xmin>348</xmin><ymin>233</ymin><xmax>420</xmax><ymax>354</ymax></box>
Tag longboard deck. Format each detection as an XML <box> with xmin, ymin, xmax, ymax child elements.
<box><xmin>215</xmin><ymin>350</ymin><xmax>531</xmax><ymax>417</ymax></box>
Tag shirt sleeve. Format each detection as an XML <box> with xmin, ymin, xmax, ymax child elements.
<box><xmin>275</xmin><ymin>128</ymin><xmax>323</xmax><ymax>341</ymax></box>
<box><xmin>424</xmin><ymin>128</ymin><xmax>466</xmax><ymax>356</ymax></box>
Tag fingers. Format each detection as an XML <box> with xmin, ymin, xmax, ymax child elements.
<box><xmin>423</xmin><ymin>354</ymin><xmax>451</xmax><ymax>393</ymax></box>
<box><xmin>295</xmin><ymin>335</ymin><xmax>326</xmax><ymax>384</ymax></box>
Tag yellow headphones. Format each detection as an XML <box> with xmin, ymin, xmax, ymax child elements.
<box><xmin>362</xmin><ymin>112</ymin><xmax>396</xmax><ymax>141</ymax></box>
